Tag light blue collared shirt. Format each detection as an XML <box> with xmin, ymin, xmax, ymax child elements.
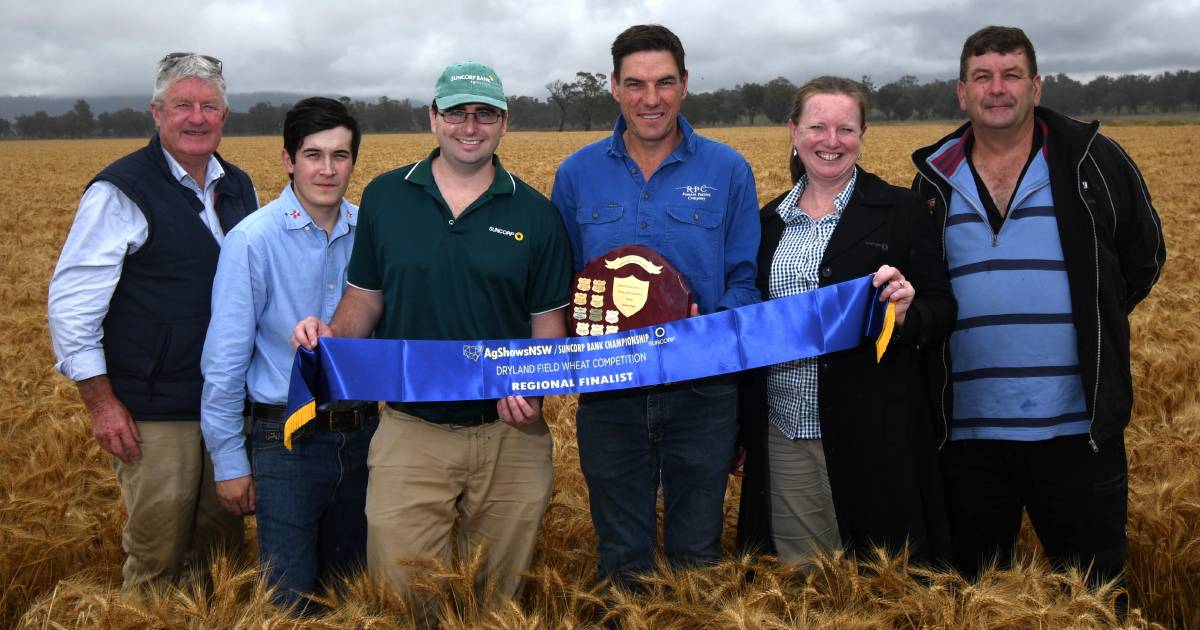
<box><xmin>49</xmin><ymin>148</ymin><xmax>232</xmax><ymax>382</ymax></box>
<box><xmin>200</xmin><ymin>184</ymin><xmax>358</xmax><ymax>481</ymax></box>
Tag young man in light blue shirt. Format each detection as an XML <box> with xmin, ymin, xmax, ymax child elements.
<box><xmin>200</xmin><ymin>97</ymin><xmax>374</xmax><ymax>611</ymax></box>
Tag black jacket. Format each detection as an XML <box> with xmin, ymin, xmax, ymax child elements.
<box><xmin>911</xmin><ymin>107</ymin><xmax>1165</xmax><ymax>450</ymax></box>
<box><xmin>92</xmin><ymin>134</ymin><xmax>256</xmax><ymax>420</ymax></box>
<box><xmin>736</xmin><ymin>168</ymin><xmax>954</xmax><ymax>564</ymax></box>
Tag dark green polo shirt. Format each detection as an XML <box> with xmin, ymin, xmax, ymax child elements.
<box><xmin>347</xmin><ymin>149</ymin><xmax>572</xmax><ymax>422</ymax></box>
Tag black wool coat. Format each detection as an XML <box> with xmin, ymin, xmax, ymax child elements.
<box><xmin>735</xmin><ymin>168</ymin><xmax>954</xmax><ymax>565</ymax></box>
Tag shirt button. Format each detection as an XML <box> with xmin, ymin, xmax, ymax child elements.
<box><xmin>592</xmin><ymin>211</ymin><xmax>600</xmax><ymax>219</ymax></box>
<box><xmin>328</xmin><ymin>283</ymin><xmax>335</xmax><ymax>289</ymax></box>
<box><xmin>448</xmin><ymin>219</ymin><xmax>455</xmax><ymax>225</ymax></box>
<box><xmin>821</xmin><ymin>266</ymin><xmax>832</xmax><ymax>278</ymax></box>
<box><xmin>643</xmin><ymin>192</ymin><xmax>650</xmax><ymax>200</ymax></box>
<box><xmin>639</xmin><ymin>221</ymin><xmax>648</xmax><ymax>229</ymax></box>
<box><xmin>630</xmin><ymin>167</ymin><xmax>637</xmax><ymax>174</ymax></box>
<box><xmin>692</xmin><ymin>212</ymin><xmax>700</xmax><ymax>221</ymax></box>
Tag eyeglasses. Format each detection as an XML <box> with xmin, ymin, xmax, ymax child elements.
<box><xmin>159</xmin><ymin>52</ymin><xmax>223</xmax><ymax>73</ymax></box>
<box><xmin>438</xmin><ymin>109</ymin><xmax>502</xmax><ymax>125</ymax></box>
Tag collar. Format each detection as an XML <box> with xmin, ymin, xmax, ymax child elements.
<box><xmin>963</xmin><ymin>117</ymin><xmax>1048</xmax><ymax>165</ymax></box>
<box><xmin>277</xmin><ymin>184</ymin><xmax>357</xmax><ymax>233</ymax></box>
<box><xmin>776</xmin><ymin>167</ymin><xmax>858</xmax><ymax>224</ymax></box>
<box><xmin>606</xmin><ymin>113</ymin><xmax>698</xmax><ymax>160</ymax></box>
<box><xmin>402</xmin><ymin>148</ymin><xmax>516</xmax><ymax>196</ymax></box>
<box><xmin>160</xmin><ymin>145</ymin><xmax>224</xmax><ymax>189</ymax></box>
<box><xmin>919</xmin><ymin>109</ymin><xmax>1067</xmax><ymax>179</ymax></box>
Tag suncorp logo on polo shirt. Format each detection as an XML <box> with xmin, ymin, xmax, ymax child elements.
<box><xmin>489</xmin><ymin>225</ymin><xmax>524</xmax><ymax>241</ymax></box>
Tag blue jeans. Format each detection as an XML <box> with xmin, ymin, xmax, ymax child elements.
<box><xmin>250</xmin><ymin>417</ymin><xmax>377</xmax><ymax>610</ymax></box>
<box><xmin>576</xmin><ymin>376</ymin><xmax>737</xmax><ymax>589</ymax></box>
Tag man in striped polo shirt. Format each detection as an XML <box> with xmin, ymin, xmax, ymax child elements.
<box><xmin>912</xmin><ymin>26</ymin><xmax>1164</xmax><ymax>590</ymax></box>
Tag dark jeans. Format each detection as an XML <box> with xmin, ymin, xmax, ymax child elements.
<box><xmin>942</xmin><ymin>434</ymin><xmax>1128</xmax><ymax>587</ymax></box>
<box><xmin>576</xmin><ymin>376</ymin><xmax>737</xmax><ymax>589</ymax></box>
<box><xmin>250</xmin><ymin>417</ymin><xmax>377</xmax><ymax>610</ymax></box>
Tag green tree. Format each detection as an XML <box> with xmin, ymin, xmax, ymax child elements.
<box><xmin>1042</xmin><ymin>73</ymin><xmax>1086</xmax><ymax>115</ymax></box>
<box><xmin>507</xmin><ymin>95</ymin><xmax>556</xmax><ymax>130</ymax></box>
<box><xmin>546</xmin><ymin>79</ymin><xmax>579</xmax><ymax>131</ymax></box>
<box><xmin>737</xmin><ymin>82</ymin><xmax>765</xmax><ymax>123</ymax></box>
<box><xmin>572</xmin><ymin>72</ymin><xmax>609</xmax><ymax>131</ymax></box>
<box><xmin>15</xmin><ymin>111</ymin><xmax>55</xmax><ymax>138</ymax></box>
<box><xmin>875</xmin><ymin>76</ymin><xmax>918</xmax><ymax>120</ymax></box>
<box><xmin>762</xmin><ymin>77</ymin><xmax>796</xmax><ymax>123</ymax></box>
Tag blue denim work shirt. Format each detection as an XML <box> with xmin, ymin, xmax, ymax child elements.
<box><xmin>200</xmin><ymin>184</ymin><xmax>358</xmax><ymax>481</ymax></box>
<box><xmin>550</xmin><ymin>115</ymin><xmax>761</xmax><ymax>314</ymax></box>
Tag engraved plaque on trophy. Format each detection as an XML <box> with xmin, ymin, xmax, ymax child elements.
<box><xmin>570</xmin><ymin>245</ymin><xmax>692</xmax><ymax>336</ymax></box>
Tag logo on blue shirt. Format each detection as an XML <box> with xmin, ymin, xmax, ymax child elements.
<box><xmin>676</xmin><ymin>185</ymin><xmax>718</xmax><ymax>201</ymax></box>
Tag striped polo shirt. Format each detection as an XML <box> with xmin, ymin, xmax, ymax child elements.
<box><xmin>925</xmin><ymin>125</ymin><xmax>1089</xmax><ymax>441</ymax></box>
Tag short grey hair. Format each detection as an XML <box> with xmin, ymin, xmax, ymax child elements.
<box><xmin>152</xmin><ymin>53</ymin><xmax>228</xmax><ymax>108</ymax></box>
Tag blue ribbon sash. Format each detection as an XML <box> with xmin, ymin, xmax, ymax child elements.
<box><xmin>284</xmin><ymin>274</ymin><xmax>890</xmax><ymax>446</ymax></box>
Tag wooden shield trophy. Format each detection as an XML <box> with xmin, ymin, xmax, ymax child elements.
<box><xmin>570</xmin><ymin>245</ymin><xmax>692</xmax><ymax>336</ymax></box>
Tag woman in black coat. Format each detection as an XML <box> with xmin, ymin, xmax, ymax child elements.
<box><xmin>734</xmin><ymin>76</ymin><xmax>954</xmax><ymax>565</ymax></box>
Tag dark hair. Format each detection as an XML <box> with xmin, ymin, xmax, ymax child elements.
<box><xmin>611</xmin><ymin>24</ymin><xmax>686</xmax><ymax>79</ymax></box>
<box><xmin>959</xmin><ymin>26</ymin><xmax>1038</xmax><ymax>81</ymax></box>
<box><xmin>786</xmin><ymin>76</ymin><xmax>870</xmax><ymax>183</ymax></box>
<box><xmin>283</xmin><ymin>97</ymin><xmax>361</xmax><ymax>176</ymax></box>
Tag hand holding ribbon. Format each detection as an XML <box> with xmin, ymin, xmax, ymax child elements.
<box><xmin>284</xmin><ymin>274</ymin><xmax>895</xmax><ymax>448</ymax></box>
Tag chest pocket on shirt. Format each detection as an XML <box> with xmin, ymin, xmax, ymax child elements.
<box><xmin>577</xmin><ymin>203</ymin><xmax>626</xmax><ymax>254</ymax></box>
<box><xmin>664</xmin><ymin>205</ymin><xmax>723</xmax><ymax>281</ymax></box>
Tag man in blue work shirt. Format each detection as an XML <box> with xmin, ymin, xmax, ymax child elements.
<box><xmin>550</xmin><ymin>24</ymin><xmax>761</xmax><ymax>589</ymax></box>
<box><xmin>200</xmin><ymin>97</ymin><xmax>375</xmax><ymax>611</ymax></box>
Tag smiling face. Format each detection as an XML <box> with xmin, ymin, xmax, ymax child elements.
<box><xmin>283</xmin><ymin>125</ymin><xmax>355</xmax><ymax>218</ymax></box>
<box><xmin>611</xmin><ymin>50</ymin><xmax>688</xmax><ymax>149</ymax></box>
<box><xmin>789</xmin><ymin>92</ymin><xmax>863</xmax><ymax>188</ymax></box>
<box><xmin>957</xmin><ymin>50</ymin><xmax>1042</xmax><ymax>133</ymax></box>
<box><xmin>150</xmin><ymin>76</ymin><xmax>228</xmax><ymax>168</ymax></box>
<box><xmin>429</xmin><ymin>102</ymin><xmax>507</xmax><ymax>172</ymax></box>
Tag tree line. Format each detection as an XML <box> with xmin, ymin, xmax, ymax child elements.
<box><xmin>5</xmin><ymin>69</ymin><xmax>1200</xmax><ymax>139</ymax></box>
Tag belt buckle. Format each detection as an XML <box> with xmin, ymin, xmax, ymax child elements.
<box><xmin>329</xmin><ymin>407</ymin><xmax>364</xmax><ymax>432</ymax></box>
<box><xmin>447</xmin><ymin>413</ymin><xmax>492</xmax><ymax>430</ymax></box>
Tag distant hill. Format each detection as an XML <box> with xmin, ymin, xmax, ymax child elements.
<box><xmin>0</xmin><ymin>92</ymin><xmax>331</xmax><ymax>118</ymax></box>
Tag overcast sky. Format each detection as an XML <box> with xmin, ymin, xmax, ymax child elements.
<box><xmin>3</xmin><ymin>0</ymin><xmax>1199</xmax><ymax>100</ymax></box>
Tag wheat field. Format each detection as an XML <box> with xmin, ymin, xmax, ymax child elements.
<box><xmin>1</xmin><ymin>123</ymin><xmax>1196</xmax><ymax>629</ymax></box>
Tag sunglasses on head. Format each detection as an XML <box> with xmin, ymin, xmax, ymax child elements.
<box><xmin>160</xmin><ymin>52</ymin><xmax>223</xmax><ymax>73</ymax></box>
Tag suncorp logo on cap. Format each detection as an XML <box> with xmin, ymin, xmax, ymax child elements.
<box><xmin>451</xmin><ymin>74</ymin><xmax>494</xmax><ymax>82</ymax></box>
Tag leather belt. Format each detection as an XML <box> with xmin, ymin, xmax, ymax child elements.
<box><xmin>250</xmin><ymin>402</ymin><xmax>377</xmax><ymax>432</ymax></box>
<box><xmin>386</xmin><ymin>402</ymin><xmax>500</xmax><ymax>428</ymax></box>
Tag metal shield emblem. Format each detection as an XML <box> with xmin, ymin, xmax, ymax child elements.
<box><xmin>612</xmin><ymin>275</ymin><xmax>650</xmax><ymax>318</ymax></box>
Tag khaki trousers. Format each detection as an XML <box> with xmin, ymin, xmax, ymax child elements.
<box><xmin>113</xmin><ymin>420</ymin><xmax>245</xmax><ymax>589</ymax></box>
<box><xmin>768</xmin><ymin>425</ymin><xmax>842</xmax><ymax>564</ymax></box>
<box><xmin>366</xmin><ymin>407</ymin><xmax>553</xmax><ymax>605</ymax></box>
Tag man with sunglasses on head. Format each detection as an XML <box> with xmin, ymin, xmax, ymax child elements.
<box><xmin>293</xmin><ymin>62</ymin><xmax>572</xmax><ymax>613</ymax></box>
<box><xmin>48</xmin><ymin>52</ymin><xmax>256</xmax><ymax>589</ymax></box>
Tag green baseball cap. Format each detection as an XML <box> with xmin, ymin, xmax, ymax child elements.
<box><xmin>434</xmin><ymin>61</ymin><xmax>507</xmax><ymax>111</ymax></box>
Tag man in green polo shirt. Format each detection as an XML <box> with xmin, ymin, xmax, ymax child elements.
<box><xmin>293</xmin><ymin>61</ymin><xmax>571</xmax><ymax>611</ymax></box>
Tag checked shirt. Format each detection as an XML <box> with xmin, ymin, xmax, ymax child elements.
<box><xmin>766</xmin><ymin>168</ymin><xmax>857</xmax><ymax>439</ymax></box>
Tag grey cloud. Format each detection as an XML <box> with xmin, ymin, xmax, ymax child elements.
<box><xmin>1</xmin><ymin>0</ymin><xmax>1196</xmax><ymax>99</ymax></box>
